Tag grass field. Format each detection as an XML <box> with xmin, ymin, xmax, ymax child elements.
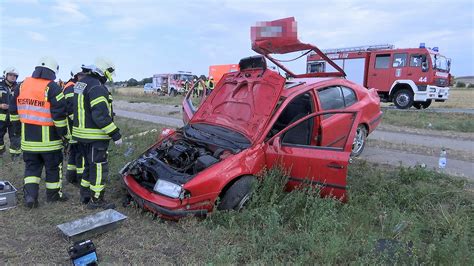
<box><xmin>381</xmin><ymin>110</ymin><xmax>474</xmax><ymax>133</ymax></box>
<box><xmin>115</xmin><ymin>86</ymin><xmax>473</xmax><ymax>109</ymax></box>
<box><xmin>1</xmin><ymin>117</ymin><xmax>472</xmax><ymax>264</ymax></box>
<box><xmin>431</xmin><ymin>88</ymin><xmax>474</xmax><ymax>109</ymax></box>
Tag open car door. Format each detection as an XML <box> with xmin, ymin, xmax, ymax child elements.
<box><xmin>182</xmin><ymin>80</ymin><xmax>207</xmax><ymax>124</ymax></box>
<box><xmin>265</xmin><ymin>110</ymin><xmax>361</xmax><ymax>201</ymax></box>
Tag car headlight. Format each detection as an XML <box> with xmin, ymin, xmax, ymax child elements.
<box><xmin>153</xmin><ymin>179</ymin><xmax>183</xmax><ymax>198</ymax></box>
<box><xmin>429</xmin><ymin>88</ymin><xmax>436</xmax><ymax>93</ymax></box>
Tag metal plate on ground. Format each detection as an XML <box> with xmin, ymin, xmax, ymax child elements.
<box><xmin>57</xmin><ymin>209</ymin><xmax>127</xmax><ymax>242</ymax></box>
<box><xmin>0</xmin><ymin>181</ymin><xmax>18</xmax><ymax>211</ymax></box>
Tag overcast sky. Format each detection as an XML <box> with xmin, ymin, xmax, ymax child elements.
<box><xmin>1</xmin><ymin>0</ymin><xmax>473</xmax><ymax>82</ymax></box>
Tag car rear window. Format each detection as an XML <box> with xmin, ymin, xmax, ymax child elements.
<box><xmin>318</xmin><ymin>86</ymin><xmax>345</xmax><ymax>110</ymax></box>
<box><xmin>341</xmin><ymin>86</ymin><xmax>357</xmax><ymax>107</ymax></box>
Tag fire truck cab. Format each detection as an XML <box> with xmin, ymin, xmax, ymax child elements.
<box><xmin>307</xmin><ymin>44</ymin><xmax>452</xmax><ymax>109</ymax></box>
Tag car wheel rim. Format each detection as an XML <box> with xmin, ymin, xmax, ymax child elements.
<box><xmin>396</xmin><ymin>93</ymin><xmax>409</xmax><ymax>107</ymax></box>
<box><xmin>236</xmin><ymin>193</ymin><xmax>251</xmax><ymax>211</ymax></box>
<box><xmin>352</xmin><ymin>127</ymin><xmax>365</xmax><ymax>154</ymax></box>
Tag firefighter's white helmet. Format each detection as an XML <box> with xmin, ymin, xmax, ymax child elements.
<box><xmin>70</xmin><ymin>65</ymin><xmax>83</xmax><ymax>78</ymax></box>
<box><xmin>3</xmin><ymin>67</ymin><xmax>19</xmax><ymax>77</ymax></box>
<box><xmin>95</xmin><ymin>57</ymin><xmax>115</xmax><ymax>81</ymax></box>
<box><xmin>37</xmin><ymin>56</ymin><xmax>59</xmax><ymax>74</ymax></box>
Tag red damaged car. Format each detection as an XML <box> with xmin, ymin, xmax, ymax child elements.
<box><xmin>121</xmin><ymin>17</ymin><xmax>382</xmax><ymax>219</ymax></box>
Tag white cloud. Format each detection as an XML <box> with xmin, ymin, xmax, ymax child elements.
<box><xmin>5</xmin><ymin>16</ymin><xmax>42</xmax><ymax>26</ymax></box>
<box><xmin>26</xmin><ymin>31</ymin><xmax>47</xmax><ymax>42</ymax></box>
<box><xmin>52</xmin><ymin>1</ymin><xmax>88</xmax><ymax>23</ymax></box>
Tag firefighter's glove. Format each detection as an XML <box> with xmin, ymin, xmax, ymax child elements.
<box><xmin>114</xmin><ymin>138</ymin><xmax>123</xmax><ymax>146</ymax></box>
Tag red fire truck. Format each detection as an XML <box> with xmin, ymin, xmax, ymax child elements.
<box><xmin>307</xmin><ymin>44</ymin><xmax>452</xmax><ymax>109</ymax></box>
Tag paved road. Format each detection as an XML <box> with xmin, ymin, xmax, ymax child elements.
<box><xmin>369</xmin><ymin>130</ymin><xmax>474</xmax><ymax>152</ymax></box>
<box><xmin>381</xmin><ymin>106</ymin><xmax>474</xmax><ymax>114</ymax></box>
<box><xmin>114</xmin><ymin>107</ymin><xmax>473</xmax><ymax>180</ymax></box>
<box><xmin>115</xmin><ymin>109</ymin><xmax>183</xmax><ymax>127</ymax></box>
<box><xmin>362</xmin><ymin>147</ymin><xmax>473</xmax><ymax>180</ymax></box>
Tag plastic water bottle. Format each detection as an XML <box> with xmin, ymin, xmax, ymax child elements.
<box><xmin>438</xmin><ymin>148</ymin><xmax>447</xmax><ymax>169</ymax></box>
<box><xmin>124</xmin><ymin>144</ymin><xmax>135</xmax><ymax>157</ymax></box>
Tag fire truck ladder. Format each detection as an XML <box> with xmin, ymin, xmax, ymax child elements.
<box><xmin>322</xmin><ymin>44</ymin><xmax>394</xmax><ymax>54</ymax></box>
<box><xmin>309</xmin><ymin>44</ymin><xmax>394</xmax><ymax>56</ymax></box>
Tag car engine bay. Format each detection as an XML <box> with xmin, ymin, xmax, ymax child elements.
<box><xmin>126</xmin><ymin>134</ymin><xmax>232</xmax><ymax>190</ymax></box>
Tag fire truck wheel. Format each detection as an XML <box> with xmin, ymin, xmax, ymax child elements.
<box><xmin>351</xmin><ymin>124</ymin><xmax>367</xmax><ymax>157</ymax></box>
<box><xmin>217</xmin><ymin>175</ymin><xmax>256</xmax><ymax>211</ymax></box>
<box><xmin>413</xmin><ymin>100</ymin><xmax>432</xmax><ymax>109</ymax></box>
<box><xmin>393</xmin><ymin>89</ymin><xmax>414</xmax><ymax>109</ymax></box>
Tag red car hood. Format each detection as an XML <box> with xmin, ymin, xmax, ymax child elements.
<box><xmin>190</xmin><ymin>70</ymin><xmax>285</xmax><ymax>143</ymax></box>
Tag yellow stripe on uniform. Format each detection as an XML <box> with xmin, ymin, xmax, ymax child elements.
<box><xmin>55</xmin><ymin>92</ymin><xmax>65</xmax><ymax>101</ymax></box>
<box><xmin>46</xmin><ymin>182</ymin><xmax>61</xmax><ymax>189</ymax></box>
<box><xmin>53</xmin><ymin>118</ymin><xmax>67</xmax><ymax>128</ymax></box>
<box><xmin>24</xmin><ymin>176</ymin><xmax>41</xmax><ymax>184</ymax></box>
<box><xmin>90</xmin><ymin>96</ymin><xmax>108</xmax><ymax>107</ymax></box>
<box><xmin>9</xmin><ymin>114</ymin><xmax>19</xmax><ymax>121</ymax></box>
<box><xmin>81</xmin><ymin>179</ymin><xmax>90</xmax><ymax>188</ymax></box>
<box><xmin>101</xmin><ymin>122</ymin><xmax>117</xmax><ymax>134</ymax></box>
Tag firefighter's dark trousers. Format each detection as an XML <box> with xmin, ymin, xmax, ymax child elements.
<box><xmin>66</xmin><ymin>142</ymin><xmax>85</xmax><ymax>184</ymax></box>
<box><xmin>78</xmin><ymin>141</ymin><xmax>109</xmax><ymax>200</ymax></box>
<box><xmin>23</xmin><ymin>151</ymin><xmax>64</xmax><ymax>200</ymax></box>
<box><xmin>0</xmin><ymin>119</ymin><xmax>21</xmax><ymax>156</ymax></box>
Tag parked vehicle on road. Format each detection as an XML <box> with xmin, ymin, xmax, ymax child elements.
<box><xmin>307</xmin><ymin>43</ymin><xmax>452</xmax><ymax>109</ymax></box>
<box><xmin>143</xmin><ymin>82</ymin><xmax>156</xmax><ymax>94</ymax></box>
<box><xmin>152</xmin><ymin>71</ymin><xmax>194</xmax><ymax>96</ymax></box>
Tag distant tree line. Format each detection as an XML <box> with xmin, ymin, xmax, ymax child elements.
<box><xmin>106</xmin><ymin>77</ymin><xmax>153</xmax><ymax>87</ymax></box>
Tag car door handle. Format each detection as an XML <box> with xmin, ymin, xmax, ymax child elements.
<box><xmin>327</xmin><ymin>162</ymin><xmax>344</xmax><ymax>169</ymax></box>
<box><xmin>407</xmin><ymin>73</ymin><xmax>412</xmax><ymax>76</ymax></box>
<box><xmin>372</xmin><ymin>73</ymin><xmax>377</xmax><ymax>76</ymax></box>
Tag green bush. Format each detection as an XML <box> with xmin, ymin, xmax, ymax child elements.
<box><xmin>203</xmin><ymin>162</ymin><xmax>473</xmax><ymax>264</ymax></box>
<box><xmin>467</xmin><ymin>83</ymin><xmax>474</xmax><ymax>88</ymax></box>
<box><xmin>455</xmin><ymin>81</ymin><xmax>466</xmax><ymax>87</ymax></box>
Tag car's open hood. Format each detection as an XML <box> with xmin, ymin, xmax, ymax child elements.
<box><xmin>189</xmin><ymin>69</ymin><xmax>285</xmax><ymax>143</ymax></box>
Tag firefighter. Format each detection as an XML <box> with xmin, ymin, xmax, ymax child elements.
<box><xmin>206</xmin><ymin>76</ymin><xmax>214</xmax><ymax>95</ymax></box>
<box><xmin>64</xmin><ymin>66</ymin><xmax>85</xmax><ymax>185</ymax></box>
<box><xmin>0</xmin><ymin>67</ymin><xmax>21</xmax><ymax>161</ymax></box>
<box><xmin>73</xmin><ymin>57</ymin><xmax>122</xmax><ymax>210</ymax></box>
<box><xmin>197</xmin><ymin>75</ymin><xmax>206</xmax><ymax>97</ymax></box>
<box><xmin>9</xmin><ymin>57</ymin><xmax>69</xmax><ymax>208</ymax></box>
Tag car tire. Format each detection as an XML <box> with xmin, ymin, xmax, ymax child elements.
<box><xmin>351</xmin><ymin>124</ymin><xmax>367</xmax><ymax>157</ymax></box>
<box><xmin>217</xmin><ymin>175</ymin><xmax>255</xmax><ymax>211</ymax></box>
<box><xmin>393</xmin><ymin>89</ymin><xmax>414</xmax><ymax>109</ymax></box>
<box><xmin>413</xmin><ymin>100</ymin><xmax>432</xmax><ymax>109</ymax></box>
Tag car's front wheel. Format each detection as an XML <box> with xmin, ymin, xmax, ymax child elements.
<box><xmin>351</xmin><ymin>124</ymin><xmax>367</xmax><ymax>157</ymax></box>
<box><xmin>217</xmin><ymin>175</ymin><xmax>255</xmax><ymax>211</ymax></box>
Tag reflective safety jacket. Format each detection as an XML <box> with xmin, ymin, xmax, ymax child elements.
<box><xmin>63</xmin><ymin>80</ymin><xmax>76</xmax><ymax>143</ymax></box>
<box><xmin>63</xmin><ymin>80</ymin><xmax>75</xmax><ymax>123</ymax></box>
<box><xmin>10</xmin><ymin>70</ymin><xmax>69</xmax><ymax>153</ymax></box>
<box><xmin>72</xmin><ymin>74</ymin><xmax>121</xmax><ymax>143</ymax></box>
<box><xmin>0</xmin><ymin>79</ymin><xmax>18</xmax><ymax>122</ymax></box>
